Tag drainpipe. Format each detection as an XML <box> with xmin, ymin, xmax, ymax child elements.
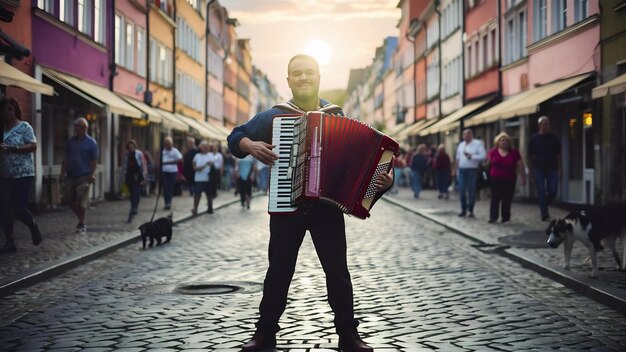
<box><xmin>435</xmin><ymin>0</ymin><xmax>442</xmax><ymax>120</ymax></box>
<box><xmin>205</xmin><ymin>0</ymin><xmax>217</xmax><ymax>123</ymax></box>
<box><xmin>496</xmin><ymin>0</ymin><xmax>503</xmax><ymax>101</ymax></box>
<box><xmin>146</xmin><ymin>0</ymin><xmax>151</xmax><ymax>105</ymax></box>
<box><xmin>172</xmin><ymin>0</ymin><xmax>177</xmax><ymax>112</ymax></box>
<box><xmin>406</xmin><ymin>28</ymin><xmax>417</xmax><ymax>124</ymax></box>
<box><xmin>108</xmin><ymin>0</ymin><xmax>117</xmax><ymax>199</ymax></box>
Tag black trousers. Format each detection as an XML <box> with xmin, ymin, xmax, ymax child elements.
<box><xmin>489</xmin><ymin>177</ymin><xmax>516</xmax><ymax>221</ymax></box>
<box><xmin>256</xmin><ymin>202</ymin><xmax>359</xmax><ymax>336</ymax></box>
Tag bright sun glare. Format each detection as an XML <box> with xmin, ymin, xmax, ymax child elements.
<box><xmin>304</xmin><ymin>40</ymin><xmax>332</xmax><ymax>66</ymax></box>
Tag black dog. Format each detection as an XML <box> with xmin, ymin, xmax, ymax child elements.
<box><xmin>139</xmin><ymin>214</ymin><xmax>173</xmax><ymax>249</ymax></box>
<box><xmin>546</xmin><ymin>204</ymin><xmax>626</xmax><ymax>277</ymax></box>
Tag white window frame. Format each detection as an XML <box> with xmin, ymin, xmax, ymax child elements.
<box><xmin>125</xmin><ymin>21</ymin><xmax>135</xmax><ymax>71</ymax></box>
<box><xmin>38</xmin><ymin>0</ymin><xmax>54</xmax><ymax>14</ymax></box>
<box><xmin>94</xmin><ymin>0</ymin><xmax>105</xmax><ymax>44</ymax></box>
<box><xmin>137</xmin><ymin>27</ymin><xmax>146</xmax><ymax>77</ymax></box>
<box><xmin>79</xmin><ymin>0</ymin><xmax>94</xmax><ymax>36</ymax></box>
<box><xmin>60</xmin><ymin>0</ymin><xmax>75</xmax><ymax>26</ymax></box>
<box><xmin>574</xmin><ymin>0</ymin><xmax>588</xmax><ymax>22</ymax></box>
<box><xmin>534</xmin><ymin>0</ymin><xmax>548</xmax><ymax>42</ymax></box>
<box><xmin>114</xmin><ymin>14</ymin><xmax>124</xmax><ymax>66</ymax></box>
<box><xmin>552</xmin><ymin>0</ymin><xmax>567</xmax><ymax>33</ymax></box>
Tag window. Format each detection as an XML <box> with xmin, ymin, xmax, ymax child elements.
<box><xmin>507</xmin><ymin>19</ymin><xmax>515</xmax><ymax>64</ymax></box>
<box><xmin>553</xmin><ymin>0</ymin><xmax>567</xmax><ymax>32</ymax></box>
<box><xmin>125</xmin><ymin>22</ymin><xmax>135</xmax><ymax>71</ymax></box>
<box><xmin>575</xmin><ymin>0</ymin><xmax>588</xmax><ymax>21</ymax></box>
<box><xmin>519</xmin><ymin>11</ymin><xmax>527</xmax><ymax>57</ymax></box>
<box><xmin>60</xmin><ymin>0</ymin><xmax>75</xmax><ymax>26</ymax></box>
<box><xmin>38</xmin><ymin>0</ymin><xmax>54</xmax><ymax>13</ymax></box>
<box><xmin>491</xmin><ymin>28</ymin><xmax>497</xmax><ymax>65</ymax></box>
<box><xmin>137</xmin><ymin>28</ymin><xmax>146</xmax><ymax>77</ymax></box>
<box><xmin>427</xmin><ymin>55</ymin><xmax>439</xmax><ymax>99</ymax></box>
<box><xmin>475</xmin><ymin>39</ymin><xmax>480</xmax><ymax>72</ymax></box>
<box><xmin>115</xmin><ymin>14</ymin><xmax>124</xmax><ymax>65</ymax></box>
<box><xmin>427</xmin><ymin>17</ymin><xmax>439</xmax><ymax>49</ymax></box>
<box><xmin>150</xmin><ymin>38</ymin><xmax>158</xmax><ymax>82</ymax></box>
<box><xmin>467</xmin><ymin>46</ymin><xmax>473</xmax><ymax>77</ymax></box>
<box><xmin>94</xmin><ymin>0</ymin><xmax>105</xmax><ymax>44</ymax></box>
<box><xmin>534</xmin><ymin>0</ymin><xmax>548</xmax><ymax>41</ymax></box>
<box><xmin>483</xmin><ymin>35</ymin><xmax>489</xmax><ymax>69</ymax></box>
<box><xmin>505</xmin><ymin>7</ymin><xmax>527</xmax><ymax>64</ymax></box>
<box><xmin>177</xmin><ymin>17</ymin><xmax>202</xmax><ymax>63</ymax></box>
<box><xmin>78</xmin><ymin>0</ymin><xmax>93</xmax><ymax>36</ymax></box>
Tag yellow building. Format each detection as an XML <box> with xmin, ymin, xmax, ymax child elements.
<box><xmin>149</xmin><ymin>0</ymin><xmax>175</xmax><ymax>112</ymax></box>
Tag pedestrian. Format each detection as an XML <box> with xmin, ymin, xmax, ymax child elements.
<box><xmin>0</xmin><ymin>97</ymin><xmax>42</xmax><ymax>253</ymax></box>
<box><xmin>161</xmin><ymin>136</ymin><xmax>182</xmax><ymax>210</ymax></box>
<box><xmin>208</xmin><ymin>143</ymin><xmax>222</xmax><ymax>199</ymax></box>
<box><xmin>228</xmin><ymin>54</ymin><xmax>391</xmax><ymax>352</ymax></box>
<box><xmin>59</xmin><ymin>117</ymin><xmax>99</xmax><ymax>233</ymax></box>
<box><xmin>527</xmin><ymin>116</ymin><xmax>562</xmax><ymax>221</ymax></box>
<box><xmin>121</xmin><ymin>140</ymin><xmax>148</xmax><ymax>222</ymax></box>
<box><xmin>182</xmin><ymin>136</ymin><xmax>198</xmax><ymax>196</ymax></box>
<box><xmin>486</xmin><ymin>132</ymin><xmax>527</xmax><ymax>223</ymax></box>
<box><xmin>410</xmin><ymin>144</ymin><xmax>429</xmax><ymax>198</ymax></box>
<box><xmin>222</xmin><ymin>147</ymin><xmax>235</xmax><ymax>191</ymax></box>
<box><xmin>192</xmin><ymin>141</ymin><xmax>214</xmax><ymax>215</ymax></box>
<box><xmin>390</xmin><ymin>151</ymin><xmax>406</xmax><ymax>194</ymax></box>
<box><xmin>256</xmin><ymin>159</ymin><xmax>270</xmax><ymax>193</ymax></box>
<box><xmin>235</xmin><ymin>154</ymin><xmax>255</xmax><ymax>209</ymax></box>
<box><xmin>433</xmin><ymin>144</ymin><xmax>452</xmax><ymax>199</ymax></box>
<box><xmin>403</xmin><ymin>145</ymin><xmax>415</xmax><ymax>189</ymax></box>
<box><xmin>454</xmin><ymin>129</ymin><xmax>486</xmax><ymax>217</ymax></box>
<box><xmin>143</xmin><ymin>150</ymin><xmax>157</xmax><ymax>196</ymax></box>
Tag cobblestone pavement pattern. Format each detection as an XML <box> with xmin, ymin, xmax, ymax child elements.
<box><xmin>1</xmin><ymin>194</ymin><xmax>626</xmax><ymax>351</ymax></box>
<box><xmin>0</xmin><ymin>192</ymin><xmax>236</xmax><ymax>280</ymax></box>
<box><xmin>385</xmin><ymin>188</ymin><xmax>626</xmax><ymax>294</ymax></box>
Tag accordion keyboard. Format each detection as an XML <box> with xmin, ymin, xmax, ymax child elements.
<box><xmin>268</xmin><ymin>116</ymin><xmax>299</xmax><ymax>214</ymax></box>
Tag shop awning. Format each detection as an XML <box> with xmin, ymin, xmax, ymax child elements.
<box><xmin>155</xmin><ymin>109</ymin><xmax>188</xmax><ymax>131</ymax></box>
<box><xmin>394</xmin><ymin>118</ymin><xmax>437</xmax><ymax>141</ymax></box>
<box><xmin>208</xmin><ymin>120</ymin><xmax>232</xmax><ymax>138</ymax></box>
<box><xmin>465</xmin><ymin>74</ymin><xmax>591</xmax><ymax>127</ymax></box>
<box><xmin>41</xmin><ymin>67</ymin><xmax>142</xmax><ymax>119</ymax></box>
<box><xmin>120</xmin><ymin>96</ymin><xmax>162</xmax><ymax>123</ymax></box>
<box><xmin>592</xmin><ymin>72</ymin><xmax>626</xmax><ymax>99</ymax></box>
<box><xmin>387</xmin><ymin>122</ymin><xmax>407</xmax><ymax>137</ymax></box>
<box><xmin>0</xmin><ymin>61</ymin><xmax>54</xmax><ymax>95</ymax></box>
<box><xmin>175</xmin><ymin>113</ymin><xmax>222</xmax><ymax>140</ymax></box>
<box><xmin>418</xmin><ymin>98</ymin><xmax>491</xmax><ymax>136</ymax></box>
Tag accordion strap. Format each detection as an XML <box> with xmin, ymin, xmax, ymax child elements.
<box><xmin>273</xmin><ymin>100</ymin><xmax>342</xmax><ymax>114</ymax></box>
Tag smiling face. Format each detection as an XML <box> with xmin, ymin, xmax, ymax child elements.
<box><xmin>287</xmin><ymin>56</ymin><xmax>320</xmax><ymax>103</ymax></box>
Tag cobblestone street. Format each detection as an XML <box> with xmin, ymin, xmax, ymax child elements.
<box><xmin>1</xmin><ymin>194</ymin><xmax>626</xmax><ymax>351</ymax></box>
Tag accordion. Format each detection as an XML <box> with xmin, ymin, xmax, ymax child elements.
<box><xmin>268</xmin><ymin>112</ymin><xmax>399</xmax><ymax>219</ymax></box>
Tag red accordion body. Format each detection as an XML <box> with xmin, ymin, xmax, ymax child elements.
<box><xmin>268</xmin><ymin>112</ymin><xmax>399</xmax><ymax>219</ymax></box>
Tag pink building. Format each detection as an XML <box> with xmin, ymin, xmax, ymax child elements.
<box><xmin>465</xmin><ymin>0</ymin><xmax>600</xmax><ymax>205</ymax></box>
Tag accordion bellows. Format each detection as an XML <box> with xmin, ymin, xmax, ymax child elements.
<box><xmin>269</xmin><ymin>112</ymin><xmax>399</xmax><ymax>219</ymax></box>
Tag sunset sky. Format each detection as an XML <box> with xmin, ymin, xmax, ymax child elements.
<box><xmin>220</xmin><ymin>0</ymin><xmax>401</xmax><ymax>99</ymax></box>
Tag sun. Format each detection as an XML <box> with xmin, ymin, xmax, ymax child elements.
<box><xmin>304</xmin><ymin>40</ymin><xmax>332</xmax><ymax>66</ymax></box>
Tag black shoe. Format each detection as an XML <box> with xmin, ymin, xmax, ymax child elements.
<box><xmin>542</xmin><ymin>215</ymin><xmax>550</xmax><ymax>221</ymax></box>
<box><xmin>207</xmin><ymin>207</ymin><xmax>213</xmax><ymax>214</ymax></box>
<box><xmin>468</xmin><ymin>212</ymin><xmax>475</xmax><ymax>218</ymax></box>
<box><xmin>458</xmin><ymin>212</ymin><xmax>466</xmax><ymax>217</ymax></box>
<box><xmin>501</xmin><ymin>219</ymin><xmax>510</xmax><ymax>223</ymax></box>
<box><xmin>241</xmin><ymin>333</ymin><xmax>276</xmax><ymax>352</ymax></box>
<box><xmin>163</xmin><ymin>205</ymin><xmax>171</xmax><ymax>210</ymax></box>
<box><xmin>30</xmin><ymin>223</ymin><xmax>42</xmax><ymax>246</ymax></box>
<box><xmin>131</xmin><ymin>208</ymin><xmax>138</xmax><ymax>215</ymax></box>
<box><xmin>1</xmin><ymin>241</ymin><xmax>16</xmax><ymax>254</ymax></box>
<box><xmin>338</xmin><ymin>332</ymin><xmax>373</xmax><ymax>352</ymax></box>
<box><xmin>488</xmin><ymin>219</ymin><xmax>497</xmax><ymax>223</ymax></box>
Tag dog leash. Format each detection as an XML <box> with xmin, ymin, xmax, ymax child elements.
<box><xmin>149</xmin><ymin>140</ymin><xmax>164</xmax><ymax>223</ymax></box>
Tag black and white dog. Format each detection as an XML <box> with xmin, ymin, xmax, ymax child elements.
<box><xmin>546</xmin><ymin>204</ymin><xmax>626</xmax><ymax>277</ymax></box>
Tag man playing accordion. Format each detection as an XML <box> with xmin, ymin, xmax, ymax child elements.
<box><xmin>228</xmin><ymin>54</ymin><xmax>393</xmax><ymax>352</ymax></box>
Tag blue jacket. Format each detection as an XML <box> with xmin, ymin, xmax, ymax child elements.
<box><xmin>227</xmin><ymin>99</ymin><xmax>342</xmax><ymax>158</ymax></box>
